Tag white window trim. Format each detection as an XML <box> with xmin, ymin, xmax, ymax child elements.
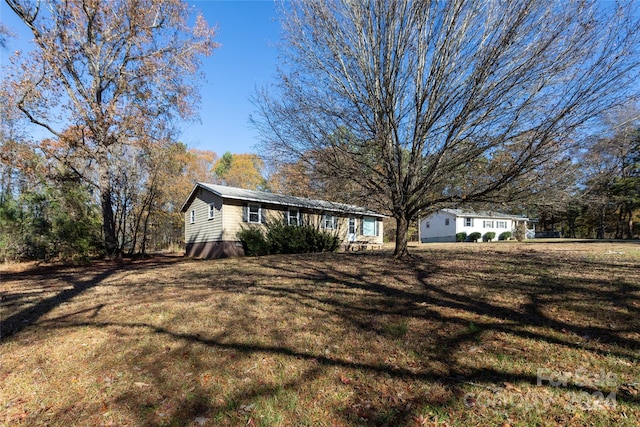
<box><xmin>208</xmin><ymin>203</ymin><xmax>215</xmax><ymax>220</ymax></box>
<box><xmin>445</xmin><ymin>218</ymin><xmax>450</xmax><ymax>226</ymax></box>
<box><xmin>465</xmin><ymin>217</ymin><xmax>473</xmax><ymax>227</ymax></box>
<box><xmin>348</xmin><ymin>217</ymin><xmax>356</xmax><ymax>234</ymax></box>
<box><xmin>248</xmin><ymin>204</ymin><xmax>261</xmax><ymax>224</ymax></box>
<box><xmin>190</xmin><ymin>209</ymin><xmax>195</xmax><ymax>224</ymax></box>
<box><xmin>322</xmin><ymin>214</ymin><xmax>336</xmax><ymax>230</ymax></box>
<box><xmin>362</xmin><ymin>217</ymin><xmax>379</xmax><ymax>236</ymax></box>
<box><xmin>288</xmin><ymin>208</ymin><xmax>300</xmax><ymax>226</ymax></box>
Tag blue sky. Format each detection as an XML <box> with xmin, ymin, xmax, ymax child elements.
<box><xmin>1</xmin><ymin>0</ymin><xmax>281</xmax><ymax>155</ymax></box>
<box><xmin>184</xmin><ymin>0</ymin><xmax>281</xmax><ymax>155</ymax></box>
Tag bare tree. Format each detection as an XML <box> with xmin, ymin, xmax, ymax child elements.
<box><xmin>4</xmin><ymin>0</ymin><xmax>218</xmax><ymax>256</ymax></box>
<box><xmin>253</xmin><ymin>0</ymin><xmax>640</xmax><ymax>257</ymax></box>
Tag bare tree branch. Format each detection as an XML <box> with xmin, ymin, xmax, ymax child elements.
<box><xmin>254</xmin><ymin>0</ymin><xmax>640</xmax><ymax>257</ymax></box>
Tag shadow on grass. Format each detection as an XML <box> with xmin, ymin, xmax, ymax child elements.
<box><xmin>0</xmin><ymin>256</ymin><xmax>184</xmax><ymax>341</ymax></box>
<box><xmin>4</xmin><ymin>248</ymin><xmax>639</xmax><ymax>425</ymax></box>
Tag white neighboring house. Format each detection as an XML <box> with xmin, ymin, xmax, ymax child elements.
<box><xmin>419</xmin><ymin>209</ymin><xmax>531</xmax><ymax>242</ymax></box>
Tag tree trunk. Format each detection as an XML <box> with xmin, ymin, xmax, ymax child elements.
<box><xmin>393</xmin><ymin>214</ymin><xmax>410</xmax><ymax>258</ymax></box>
<box><xmin>98</xmin><ymin>157</ymin><xmax>118</xmax><ymax>257</ymax></box>
<box><xmin>597</xmin><ymin>206</ymin><xmax>606</xmax><ymax>239</ymax></box>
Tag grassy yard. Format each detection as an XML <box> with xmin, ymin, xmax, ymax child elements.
<box><xmin>1</xmin><ymin>241</ymin><xmax>639</xmax><ymax>426</ymax></box>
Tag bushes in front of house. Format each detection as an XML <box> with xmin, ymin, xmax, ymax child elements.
<box><xmin>467</xmin><ymin>232</ymin><xmax>482</xmax><ymax>242</ymax></box>
<box><xmin>237</xmin><ymin>220</ymin><xmax>341</xmax><ymax>256</ymax></box>
<box><xmin>236</xmin><ymin>227</ymin><xmax>270</xmax><ymax>256</ymax></box>
<box><xmin>456</xmin><ymin>232</ymin><xmax>467</xmax><ymax>242</ymax></box>
<box><xmin>499</xmin><ymin>231</ymin><xmax>512</xmax><ymax>240</ymax></box>
<box><xmin>483</xmin><ymin>232</ymin><xmax>496</xmax><ymax>242</ymax></box>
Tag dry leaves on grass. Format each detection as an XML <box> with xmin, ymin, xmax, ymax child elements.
<box><xmin>1</xmin><ymin>242</ymin><xmax>639</xmax><ymax>426</ymax></box>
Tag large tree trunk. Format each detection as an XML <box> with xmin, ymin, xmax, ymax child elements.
<box><xmin>393</xmin><ymin>214</ymin><xmax>410</xmax><ymax>258</ymax></box>
<box><xmin>98</xmin><ymin>157</ymin><xmax>118</xmax><ymax>257</ymax></box>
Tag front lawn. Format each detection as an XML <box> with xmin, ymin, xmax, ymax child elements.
<box><xmin>1</xmin><ymin>241</ymin><xmax>639</xmax><ymax>426</ymax></box>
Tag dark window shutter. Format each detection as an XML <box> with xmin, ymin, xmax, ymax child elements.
<box><xmin>242</xmin><ymin>203</ymin><xmax>248</xmax><ymax>222</ymax></box>
<box><xmin>261</xmin><ymin>205</ymin><xmax>266</xmax><ymax>224</ymax></box>
<box><xmin>284</xmin><ymin>210</ymin><xmax>288</xmax><ymax>223</ymax></box>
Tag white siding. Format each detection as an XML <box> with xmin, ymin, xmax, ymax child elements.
<box><xmin>457</xmin><ymin>217</ymin><xmax>513</xmax><ymax>241</ymax></box>
<box><xmin>420</xmin><ymin>211</ymin><xmax>457</xmax><ymax>242</ymax></box>
<box><xmin>420</xmin><ymin>210</ymin><xmax>520</xmax><ymax>242</ymax></box>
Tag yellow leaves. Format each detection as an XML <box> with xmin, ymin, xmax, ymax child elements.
<box><xmin>214</xmin><ymin>152</ymin><xmax>265</xmax><ymax>190</ymax></box>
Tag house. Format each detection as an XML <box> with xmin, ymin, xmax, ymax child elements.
<box><xmin>419</xmin><ymin>209</ymin><xmax>531</xmax><ymax>242</ymax></box>
<box><xmin>180</xmin><ymin>183</ymin><xmax>385</xmax><ymax>258</ymax></box>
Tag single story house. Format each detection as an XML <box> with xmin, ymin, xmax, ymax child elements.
<box><xmin>180</xmin><ymin>183</ymin><xmax>385</xmax><ymax>258</ymax></box>
<box><xmin>419</xmin><ymin>209</ymin><xmax>532</xmax><ymax>242</ymax></box>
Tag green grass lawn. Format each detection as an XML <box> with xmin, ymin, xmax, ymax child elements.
<box><xmin>1</xmin><ymin>241</ymin><xmax>639</xmax><ymax>426</ymax></box>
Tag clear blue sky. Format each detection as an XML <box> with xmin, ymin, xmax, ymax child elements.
<box><xmin>1</xmin><ymin>0</ymin><xmax>281</xmax><ymax>155</ymax></box>
<box><xmin>183</xmin><ymin>0</ymin><xmax>281</xmax><ymax>155</ymax></box>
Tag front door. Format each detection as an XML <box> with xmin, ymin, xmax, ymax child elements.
<box><xmin>348</xmin><ymin>217</ymin><xmax>356</xmax><ymax>242</ymax></box>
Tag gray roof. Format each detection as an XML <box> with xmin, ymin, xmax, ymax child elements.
<box><xmin>440</xmin><ymin>208</ymin><xmax>528</xmax><ymax>221</ymax></box>
<box><xmin>181</xmin><ymin>183</ymin><xmax>386</xmax><ymax>217</ymax></box>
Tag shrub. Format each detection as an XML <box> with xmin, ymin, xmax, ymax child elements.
<box><xmin>456</xmin><ymin>232</ymin><xmax>467</xmax><ymax>242</ymax></box>
<box><xmin>237</xmin><ymin>220</ymin><xmax>341</xmax><ymax>256</ymax></box>
<box><xmin>499</xmin><ymin>231</ymin><xmax>512</xmax><ymax>241</ymax></box>
<box><xmin>483</xmin><ymin>232</ymin><xmax>496</xmax><ymax>242</ymax></box>
<box><xmin>236</xmin><ymin>226</ymin><xmax>268</xmax><ymax>256</ymax></box>
<box><xmin>467</xmin><ymin>232</ymin><xmax>482</xmax><ymax>242</ymax></box>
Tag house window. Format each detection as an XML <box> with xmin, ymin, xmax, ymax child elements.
<box><xmin>445</xmin><ymin>218</ymin><xmax>450</xmax><ymax>226</ymax></box>
<box><xmin>190</xmin><ymin>210</ymin><xmax>195</xmax><ymax>224</ymax></box>
<box><xmin>483</xmin><ymin>220</ymin><xmax>494</xmax><ymax>228</ymax></box>
<box><xmin>208</xmin><ymin>203</ymin><xmax>215</xmax><ymax>220</ymax></box>
<box><xmin>248</xmin><ymin>204</ymin><xmax>261</xmax><ymax>223</ymax></box>
<box><xmin>288</xmin><ymin>208</ymin><xmax>300</xmax><ymax>226</ymax></box>
<box><xmin>465</xmin><ymin>218</ymin><xmax>473</xmax><ymax>227</ymax></box>
<box><xmin>425</xmin><ymin>221</ymin><xmax>430</xmax><ymax>228</ymax></box>
<box><xmin>362</xmin><ymin>217</ymin><xmax>379</xmax><ymax>236</ymax></box>
<box><xmin>497</xmin><ymin>221</ymin><xmax>507</xmax><ymax>229</ymax></box>
<box><xmin>322</xmin><ymin>214</ymin><xmax>337</xmax><ymax>229</ymax></box>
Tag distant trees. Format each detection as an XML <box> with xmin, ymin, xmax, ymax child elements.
<box><xmin>5</xmin><ymin>0</ymin><xmax>218</xmax><ymax>256</ymax></box>
<box><xmin>254</xmin><ymin>0</ymin><xmax>640</xmax><ymax>256</ymax></box>
<box><xmin>521</xmin><ymin>106</ymin><xmax>640</xmax><ymax>239</ymax></box>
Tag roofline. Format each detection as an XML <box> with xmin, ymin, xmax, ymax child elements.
<box><xmin>433</xmin><ymin>208</ymin><xmax>529</xmax><ymax>221</ymax></box>
<box><xmin>180</xmin><ymin>183</ymin><xmax>387</xmax><ymax>218</ymax></box>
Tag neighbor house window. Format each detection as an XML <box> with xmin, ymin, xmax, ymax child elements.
<box><xmin>208</xmin><ymin>203</ymin><xmax>215</xmax><ymax>220</ymax></box>
<box><xmin>248</xmin><ymin>204</ymin><xmax>261</xmax><ymax>223</ymax></box>
<box><xmin>362</xmin><ymin>217</ymin><xmax>379</xmax><ymax>236</ymax></box>
<box><xmin>322</xmin><ymin>214</ymin><xmax>337</xmax><ymax>229</ymax></box>
<box><xmin>190</xmin><ymin>210</ymin><xmax>195</xmax><ymax>224</ymax></box>
<box><xmin>497</xmin><ymin>221</ymin><xmax>507</xmax><ymax>229</ymax></box>
<box><xmin>445</xmin><ymin>218</ymin><xmax>450</xmax><ymax>226</ymax></box>
<box><xmin>483</xmin><ymin>220</ymin><xmax>494</xmax><ymax>228</ymax></box>
<box><xmin>288</xmin><ymin>208</ymin><xmax>300</xmax><ymax>226</ymax></box>
<box><xmin>465</xmin><ymin>217</ymin><xmax>473</xmax><ymax>227</ymax></box>
<box><xmin>425</xmin><ymin>221</ymin><xmax>430</xmax><ymax>228</ymax></box>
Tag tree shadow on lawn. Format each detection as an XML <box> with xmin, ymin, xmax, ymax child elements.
<box><xmin>5</xmin><ymin>249</ymin><xmax>640</xmax><ymax>426</ymax></box>
<box><xmin>0</xmin><ymin>256</ymin><xmax>185</xmax><ymax>341</ymax></box>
